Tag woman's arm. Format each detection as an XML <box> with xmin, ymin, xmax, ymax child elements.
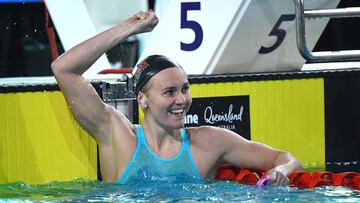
<box><xmin>51</xmin><ymin>11</ymin><xmax>158</xmax><ymax>144</ymax></box>
<box><xmin>216</xmin><ymin>127</ymin><xmax>302</xmax><ymax>186</ymax></box>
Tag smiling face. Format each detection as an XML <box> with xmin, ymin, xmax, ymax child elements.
<box><xmin>139</xmin><ymin>67</ymin><xmax>192</xmax><ymax>129</ymax></box>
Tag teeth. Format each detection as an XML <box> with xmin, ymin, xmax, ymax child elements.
<box><xmin>170</xmin><ymin>109</ymin><xmax>184</xmax><ymax>114</ymax></box>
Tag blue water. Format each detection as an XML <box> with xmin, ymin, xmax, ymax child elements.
<box><xmin>0</xmin><ymin>178</ymin><xmax>359</xmax><ymax>202</ymax></box>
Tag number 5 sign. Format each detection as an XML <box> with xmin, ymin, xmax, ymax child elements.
<box><xmin>180</xmin><ymin>2</ymin><xmax>203</xmax><ymax>51</ymax></box>
<box><xmin>139</xmin><ymin>0</ymin><xmax>339</xmax><ymax>75</ymax></box>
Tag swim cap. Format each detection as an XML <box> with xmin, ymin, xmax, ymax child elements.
<box><xmin>133</xmin><ymin>55</ymin><xmax>182</xmax><ymax>95</ymax></box>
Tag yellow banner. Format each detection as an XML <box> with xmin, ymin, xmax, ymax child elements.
<box><xmin>0</xmin><ymin>91</ymin><xmax>97</xmax><ymax>184</ymax></box>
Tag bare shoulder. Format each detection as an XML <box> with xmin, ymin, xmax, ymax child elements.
<box><xmin>186</xmin><ymin>125</ymin><xmax>223</xmax><ymax>135</ymax></box>
<box><xmin>109</xmin><ymin>107</ymin><xmax>136</xmax><ymax>136</ymax></box>
<box><xmin>186</xmin><ymin>125</ymin><xmax>237</xmax><ymax>137</ymax></box>
<box><xmin>185</xmin><ymin>126</ymin><xmax>230</xmax><ymax>146</ymax></box>
<box><xmin>93</xmin><ymin>105</ymin><xmax>136</xmax><ymax>146</ymax></box>
<box><xmin>186</xmin><ymin>125</ymin><xmax>250</xmax><ymax>149</ymax></box>
<box><xmin>185</xmin><ymin>126</ymin><xmax>242</xmax><ymax>166</ymax></box>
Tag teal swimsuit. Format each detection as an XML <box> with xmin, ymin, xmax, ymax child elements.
<box><xmin>116</xmin><ymin>125</ymin><xmax>201</xmax><ymax>184</ymax></box>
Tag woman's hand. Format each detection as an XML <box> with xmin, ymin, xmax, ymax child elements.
<box><xmin>266</xmin><ymin>168</ymin><xmax>290</xmax><ymax>186</ymax></box>
<box><xmin>125</xmin><ymin>10</ymin><xmax>159</xmax><ymax>35</ymax></box>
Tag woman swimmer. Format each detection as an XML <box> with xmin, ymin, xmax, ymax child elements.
<box><xmin>51</xmin><ymin>10</ymin><xmax>302</xmax><ymax>186</ymax></box>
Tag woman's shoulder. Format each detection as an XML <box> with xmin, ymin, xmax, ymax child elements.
<box><xmin>111</xmin><ymin>108</ymin><xmax>136</xmax><ymax>128</ymax></box>
<box><xmin>186</xmin><ymin>125</ymin><xmax>228</xmax><ymax>135</ymax></box>
<box><xmin>185</xmin><ymin>125</ymin><xmax>229</xmax><ymax>144</ymax></box>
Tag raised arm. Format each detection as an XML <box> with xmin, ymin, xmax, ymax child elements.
<box><xmin>216</xmin><ymin>128</ymin><xmax>302</xmax><ymax>186</ymax></box>
<box><xmin>51</xmin><ymin>11</ymin><xmax>158</xmax><ymax>143</ymax></box>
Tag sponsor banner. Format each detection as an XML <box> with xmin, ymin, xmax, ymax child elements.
<box><xmin>185</xmin><ymin>96</ymin><xmax>250</xmax><ymax>140</ymax></box>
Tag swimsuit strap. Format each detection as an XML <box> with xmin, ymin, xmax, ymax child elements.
<box><xmin>136</xmin><ymin>125</ymin><xmax>146</xmax><ymax>143</ymax></box>
<box><xmin>181</xmin><ymin>128</ymin><xmax>190</xmax><ymax>151</ymax></box>
<box><xmin>181</xmin><ymin>128</ymin><xmax>201</xmax><ymax>179</ymax></box>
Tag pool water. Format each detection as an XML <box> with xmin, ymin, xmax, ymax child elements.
<box><xmin>0</xmin><ymin>178</ymin><xmax>359</xmax><ymax>202</ymax></box>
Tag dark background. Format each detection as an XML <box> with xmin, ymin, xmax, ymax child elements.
<box><xmin>0</xmin><ymin>0</ymin><xmax>359</xmax><ymax>77</ymax></box>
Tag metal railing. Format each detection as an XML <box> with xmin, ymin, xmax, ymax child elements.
<box><xmin>293</xmin><ymin>0</ymin><xmax>360</xmax><ymax>62</ymax></box>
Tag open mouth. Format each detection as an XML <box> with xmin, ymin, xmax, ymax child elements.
<box><xmin>169</xmin><ymin>108</ymin><xmax>185</xmax><ymax>116</ymax></box>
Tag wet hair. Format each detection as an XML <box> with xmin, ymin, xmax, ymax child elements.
<box><xmin>133</xmin><ymin>55</ymin><xmax>182</xmax><ymax>95</ymax></box>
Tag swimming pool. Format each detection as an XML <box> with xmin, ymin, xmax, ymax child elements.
<box><xmin>0</xmin><ymin>178</ymin><xmax>359</xmax><ymax>202</ymax></box>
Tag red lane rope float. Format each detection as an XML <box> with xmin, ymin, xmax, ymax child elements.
<box><xmin>215</xmin><ymin>164</ymin><xmax>360</xmax><ymax>190</ymax></box>
<box><xmin>43</xmin><ymin>1</ymin><xmax>58</xmax><ymax>60</ymax></box>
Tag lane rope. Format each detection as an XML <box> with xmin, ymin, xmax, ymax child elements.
<box><xmin>215</xmin><ymin>164</ymin><xmax>360</xmax><ymax>190</ymax></box>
